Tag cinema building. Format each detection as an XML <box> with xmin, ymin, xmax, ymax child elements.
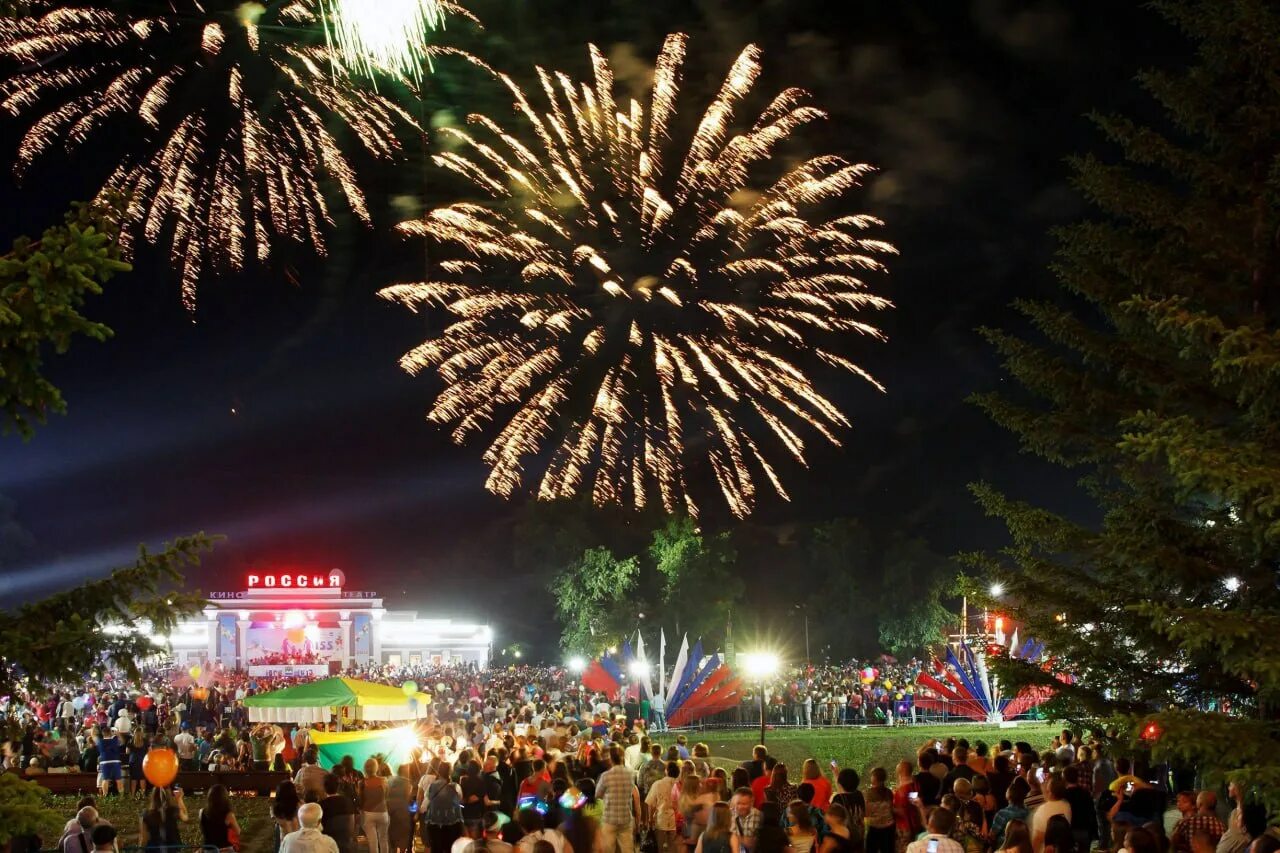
<box><xmin>159</xmin><ymin>569</ymin><xmax>492</xmax><ymax>676</ymax></box>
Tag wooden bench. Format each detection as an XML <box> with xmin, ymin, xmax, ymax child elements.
<box><xmin>17</xmin><ymin>769</ymin><xmax>291</xmax><ymax>796</ymax></box>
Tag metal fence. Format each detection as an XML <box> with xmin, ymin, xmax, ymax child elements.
<box><xmin>660</xmin><ymin>703</ymin><xmax>1046</xmax><ymax>730</ymax></box>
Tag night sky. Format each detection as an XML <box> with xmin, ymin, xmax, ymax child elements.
<box><xmin>0</xmin><ymin>1</ymin><xmax>1179</xmax><ymax>640</ymax></box>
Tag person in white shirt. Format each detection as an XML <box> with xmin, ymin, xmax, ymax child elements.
<box><xmin>113</xmin><ymin>710</ymin><xmax>132</xmax><ymax>737</ymax></box>
<box><xmin>1054</xmin><ymin>731</ymin><xmax>1076</xmax><ymax>765</ymax></box>
<box><xmin>624</xmin><ymin>736</ymin><xmax>644</xmax><ymax>771</ymax></box>
<box><xmin>280</xmin><ymin>803</ymin><xmax>338</xmax><ymax>853</ymax></box>
<box><xmin>173</xmin><ymin>728</ymin><xmax>197</xmax><ymax>770</ymax></box>
<box><xmin>1030</xmin><ymin>777</ymin><xmax>1072</xmax><ymax>853</ymax></box>
<box><xmin>646</xmin><ymin>762</ymin><xmax>679</xmax><ymax>853</ymax></box>
<box><xmin>905</xmin><ymin>809</ymin><xmax>964</xmax><ymax>853</ymax></box>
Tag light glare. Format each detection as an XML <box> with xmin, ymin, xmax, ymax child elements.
<box><xmin>322</xmin><ymin>0</ymin><xmax>446</xmax><ymax>81</ymax></box>
<box><xmin>741</xmin><ymin>652</ymin><xmax>780</xmax><ymax>679</ymax></box>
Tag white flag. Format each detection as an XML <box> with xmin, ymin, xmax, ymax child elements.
<box><xmin>659</xmin><ymin>629</ymin><xmax>667</xmax><ymax>700</ymax></box>
<box><xmin>666</xmin><ymin>634</ymin><xmax>690</xmax><ymax>706</ymax></box>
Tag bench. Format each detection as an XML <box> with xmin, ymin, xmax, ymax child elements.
<box><xmin>17</xmin><ymin>769</ymin><xmax>291</xmax><ymax>796</ymax></box>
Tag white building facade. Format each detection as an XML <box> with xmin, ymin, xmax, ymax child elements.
<box><xmin>161</xmin><ymin>569</ymin><xmax>491</xmax><ymax>673</ymax></box>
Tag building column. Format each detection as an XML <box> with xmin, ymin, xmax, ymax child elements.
<box><xmin>338</xmin><ymin>617</ymin><xmax>352</xmax><ymax>671</ymax></box>
<box><xmin>205</xmin><ymin>610</ymin><xmax>217</xmax><ymax>665</ymax></box>
<box><xmin>236</xmin><ymin>618</ymin><xmax>249</xmax><ymax>669</ymax></box>
<box><xmin>371</xmin><ymin>609</ymin><xmax>384</xmax><ymax>665</ymax></box>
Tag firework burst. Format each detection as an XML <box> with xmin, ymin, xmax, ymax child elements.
<box><xmin>382</xmin><ymin>34</ymin><xmax>895</xmax><ymax>518</ymax></box>
<box><xmin>0</xmin><ymin>1</ymin><xmax>474</xmax><ymax>310</ymax></box>
<box><xmin>321</xmin><ymin>0</ymin><xmax>447</xmax><ymax>82</ymax></box>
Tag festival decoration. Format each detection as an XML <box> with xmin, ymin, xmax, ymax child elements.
<box><xmin>0</xmin><ymin>1</ymin><xmax>472</xmax><ymax>309</ymax></box>
<box><xmin>382</xmin><ymin>32</ymin><xmax>894</xmax><ymax>519</ymax></box>
<box><xmin>243</xmin><ymin>676</ymin><xmax>430</xmax><ymax>724</ymax></box>
<box><xmin>142</xmin><ymin>747</ymin><xmax>178</xmax><ymax>788</ymax></box>
<box><xmin>136</xmin><ymin>696</ymin><xmax>152</xmax><ymax>711</ymax></box>
<box><xmin>188</xmin><ymin>665</ymin><xmax>201</xmax><ymax>680</ymax></box>
<box><xmin>913</xmin><ymin>637</ymin><xmax>1057</xmax><ymax>723</ymax></box>
<box><xmin>402</xmin><ymin>680</ymin><xmax>419</xmax><ymax>696</ymax></box>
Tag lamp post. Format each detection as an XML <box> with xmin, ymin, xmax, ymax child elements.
<box><xmin>741</xmin><ymin>652</ymin><xmax>780</xmax><ymax>746</ymax></box>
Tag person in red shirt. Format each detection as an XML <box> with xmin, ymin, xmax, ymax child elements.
<box><xmin>518</xmin><ymin>758</ymin><xmax>552</xmax><ymax>801</ymax></box>
<box><xmin>802</xmin><ymin>760</ymin><xmax>832</xmax><ymax>811</ymax></box>
<box><xmin>751</xmin><ymin>757</ymin><xmax>778</xmax><ymax>808</ymax></box>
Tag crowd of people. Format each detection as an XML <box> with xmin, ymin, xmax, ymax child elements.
<box><xmin>5</xmin><ymin>661</ymin><xmax>1272</xmax><ymax>853</ymax></box>
<box><xmin>1</xmin><ymin>656</ymin><xmax>982</xmax><ymax>756</ymax></box>
<box><xmin>248</xmin><ymin>652</ymin><xmax>333</xmax><ymax>667</ymax></box>
<box><xmin>35</xmin><ymin>719</ymin><xmax>1279</xmax><ymax>853</ymax></box>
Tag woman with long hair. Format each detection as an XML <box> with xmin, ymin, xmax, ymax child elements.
<box><xmin>696</xmin><ymin>802</ymin><xmax>734</xmax><ymax>853</ymax></box>
<box><xmin>787</xmin><ymin>801</ymin><xmax>817</xmax><ymax>853</ymax></box>
<box><xmin>360</xmin><ymin>757</ymin><xmax>391</xmax><ymax>853</ymax></box>
<box><xmin>139</xmin><ymin>786</ymin><xmax>187</xmax><ymax>853</ymax></box>
<box><xmin>802</xmin><ymin>760</ymin><xmax>832</xmax><ymax>811</ymax></box>
<box><xmin>274</xmin><ymin>779</ymin><xmax>301</xmax><ymax>841</ymax></box>
<box><xmin>678</xmin><ymin>773</ymin><xmax>707</xmax><ymax>852</ymax></box>
<box><xmin>765</xmin><ymin>765</ymin><xmax>797</xmax><ymax>810</ymax></box>
<box><xmin>127</xmin><ymin>733</ymin><xmax>150</xmax><ymax>796</ymax></box>
<box><xmin>199</xmin><ymin>784</ymin><xmax>241</xmax><ymax>852</ymax></box>
<box><xmin>1001</xmin><ymin>820</ymin><xmax>1033</xmax><ymax>853</ymax></box>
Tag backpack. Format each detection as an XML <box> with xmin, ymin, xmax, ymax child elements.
<box><xmin>426</xmin><ymin>780</ymin><xmax>462</xmax><ymax>825</ymax></box>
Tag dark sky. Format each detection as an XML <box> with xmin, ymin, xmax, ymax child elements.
<box><xmin>0</xmin><ymin>0</ymin><xmax>1180</xmax><ymax>635</ymax></box>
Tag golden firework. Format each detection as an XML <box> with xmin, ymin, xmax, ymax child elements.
<box><xmin>0</xmin><ymin>1</ymin><xmax>473</xmax><ymax>310</ymax></box>
<box><xmin>382</xmin><ymin>34</ymin><xmax>895</xmax><ymax>518</ymax></box>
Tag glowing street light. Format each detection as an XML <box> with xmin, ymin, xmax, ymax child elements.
<box><xmin>741</xmin><ymin>653</ymin><xmax>780</xmax><ymax>680</ymax></box>
<box><xmin>989</xmin><ymin>583</ymin><xmax>1005</xmax><ymax>598</ymax></box>
<box><xmin>740</xmin><ymin>652</ymin><xmax>780</xmax><ymax>745</ymax></box>
<box><xmin>1224</xmin><ymin>576</ymin><xmax>1242</xmax><ymax>593</ymax></box>
<box><xmin>567</xmin><ymin>657</ymin><xmax>586</xmax><ymax>674</ymax></box>
<box><xmin>629</xmin><ymin>660</ymin><xmax>651</xmax><ymax>679</ymax></box>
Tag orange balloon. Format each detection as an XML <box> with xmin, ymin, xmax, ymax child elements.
<box><xmin>286</xmin><ymin>628</ymin><xmax>306</xmax><ymax>644</ymax></box>
<box><xmin>143</xmin><ymin>747</ymin><xmax>179</xmax><ymax>788</ymax></box>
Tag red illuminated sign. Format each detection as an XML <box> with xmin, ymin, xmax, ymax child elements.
<box><xmin>247</xmin><ymin>569</ymin><xmax>346</xmax><ymax>590</ymax></box>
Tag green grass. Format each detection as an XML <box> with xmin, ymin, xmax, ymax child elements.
<box><xmin>688</xmin><ymin>723</ymin><xmax>1057</xmax><ymax>782</ymax></box>
<box><xmin>35</xmin><ymin>791</ymin><xmax>278</xmax><ymax>852</ymax></box>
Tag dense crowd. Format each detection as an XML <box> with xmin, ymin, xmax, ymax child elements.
<box><xmin>31</xmin><ymin>717</ymin><xmax>1276</xmax><ymax>853</ymax></box>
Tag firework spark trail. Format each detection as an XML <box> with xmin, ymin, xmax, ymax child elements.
<box><xmin>382</xmin><ymin>33</ymin><xmax>896</xmax><ymax>519</ymax></box>
<box><xmin>0</xmin><ymin>1</ymin><xmax>476</xmax><ymax>310</ymax></box>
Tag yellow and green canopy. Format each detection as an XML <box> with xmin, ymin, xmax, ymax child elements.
<box><xmin>243</xmin><ymin>677</ymin><xmax>431</xmax><ymax>724</ymax></box>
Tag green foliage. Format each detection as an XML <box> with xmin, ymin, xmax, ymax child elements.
<box><xmin>966</xmin><ymin>0</ymin><xmax>1280</xmax><ymax>808</ymax></box>
<box><xmin>551</xmin><ymin>515</ymin><xmax>744</xmax><ymax>653</ymax></box>
<box><xmin>0</xmin><ymin>199</ymin><xmax>129</xmax><ymax>438</ymax></box>
<box><xmin>551</xmin><ymin>546</ymin><xmax>643</xmax><ymax>653</ymax></box>
<box><xmin>876</xmin><ymin>538</ymin><xmax>955</xmax><ymax>657</ymax></box>
<box><xmin>0</xmin><ymin>772</ymin><xmax>45</xmax><ymax>844</ymax></box>
<box><xmin>648</xmin><ymin>516</ymin><xmax>742</xmax><ymax>642</ymax></box>
<box><xmin>0</xmin><ymin>534</ymin><xmax>219</xmax><ymax>698</ymax></box>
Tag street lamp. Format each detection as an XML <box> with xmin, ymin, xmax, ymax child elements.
<box><xmin>740</xmin><ymin>652</ymin><xmax>780</xmax><ymax>746</ymax></box>
<box><xmin>567</xmin><ymin>657</ymin><xmax>586</xmax><ymax>674</ymax></box>
<box><xmin>629</xmin><ymin>660</ymin><xmax>651</xmax><ymax>679</ymax></box>
<box><xmin>989</xmin><ymin>583</ymin><xmax>1005</xmax><ymax>598</ymax></box>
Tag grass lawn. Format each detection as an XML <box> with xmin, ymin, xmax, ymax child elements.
<box><xmin>691</xmin><ymin>722</ymin><xmax>1058</xmax><ymax>781</ymax></box>
<box><xmin>35</xmin><ymin>790</ymin><xmax>278</xmax><ymax>852</ymax></box>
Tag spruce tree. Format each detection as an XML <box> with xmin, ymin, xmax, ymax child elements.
<box><xmin>966</xmin><ymin>0</ymin><xmax>1280</xmax><ymax>803</ymax></box>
